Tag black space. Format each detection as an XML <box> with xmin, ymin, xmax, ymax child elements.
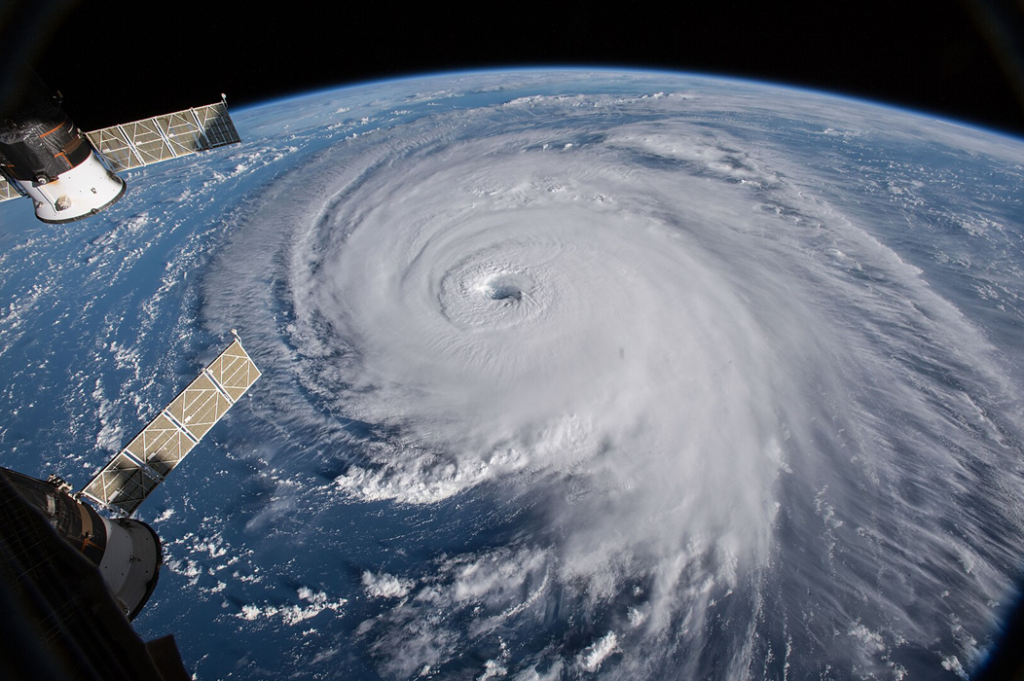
<box><xmin>4</xmin><ymin>0</ymin><xmax>1024</xmax><ymax>137</ymax></box>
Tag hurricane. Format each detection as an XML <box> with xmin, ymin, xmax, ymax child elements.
<box><xmin>3</xmin><ymin>70</ymin><xmax>1024</xmax><ymax>679</ymax></box>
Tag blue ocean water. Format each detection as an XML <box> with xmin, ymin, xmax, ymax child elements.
<box><xmin>1</xmin><ymin>70</ymin><xmax>1023</xmax><ymax>680</ymax></box>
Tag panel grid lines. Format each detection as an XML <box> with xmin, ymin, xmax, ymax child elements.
<box><xmin>81</xmin><ymin>337</ymin><xmax>260</xmax><ymax>516</ymax></box>
<box><xmin>0</xmin><ymin>173</ymin><xmax>20</xmax><ymax>202</ymax></box>
<box><xmin>85</xmin><ymin>100</ymin><xmax>241</xmax><ymax>172</ymax></box>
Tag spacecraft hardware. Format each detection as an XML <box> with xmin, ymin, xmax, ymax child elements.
<box><xmin>0</xmin><ymin>335</ymin><xmax>259</xmax><ymax>678</ymax></box>
<box><xmin>0</xmin><ymin>78</ymin><xmax>240</xmax><ymax>222</ymax></box>
<box><xmin>5</xmin><ymin>334</ymin><xmax>260</xmax><ymax>615</ymax></box>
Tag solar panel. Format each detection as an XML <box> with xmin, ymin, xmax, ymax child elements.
<box><xmin>189</xmin><ymin>101</ymin><xmax>241</xmax><ymax>149</ymax></box>
<box><xmin>0</xmin><ymin>169</ymin><xmax>22</xmax><ymax>203</ymax></box>
<box><xmin>85</xmin><ymin>99</ymin><xmax>241</xmax><ymax>172</ymax></box>
<box><xmin>1</xmin><ymin>100</ymin><xmax>239</xmax><ymax>204</ymax></box>
<box><xmin>82</xmin><ymin>453</ymin><xmax>161</xmax><ymax>515</ymax></box>
<box><xmin>121</xmin><ymin>413</ymin><xmax>198</xmax><ymax>478</ymax></box>
<box><xmin>82</xmin><ymin>336</ymin><xmax>260</xmax><ymax>516</ymax></box>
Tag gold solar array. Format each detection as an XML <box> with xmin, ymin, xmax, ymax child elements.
<box><xmin>0</xmin><ymin>100</ymin><xmax>241</xmax><ymax>204</ymax></box>
<box><xmin>84</xmin><ymin>100</ymin><xmax>242</xmax><ymax>172</ymax></box>
<box><xmin>82</xmin><ymin>337</ymin><xmax>260</xmax><ymax>516</ymax></box>
<box><xmin>0</xmin><ymin>171</ymin><xmax>20</xmax><ymax>201</ymax></box>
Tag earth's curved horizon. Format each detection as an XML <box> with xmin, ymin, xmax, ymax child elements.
<box><xmin>239</xmin><ymin>67</ymin><xmax>1024</xmax><ymax>146</ymax></box>
<box><xmin>2</xmin><ymin>68</ymin><xmax>1024</xmax><ymax>680</ymax></box>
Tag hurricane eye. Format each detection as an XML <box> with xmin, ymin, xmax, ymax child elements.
<box><xmin>480</xmin><ymin>274</ymin><xmax>529</xmax><ymax>301</ymax></box>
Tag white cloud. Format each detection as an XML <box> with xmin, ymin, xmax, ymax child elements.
<box><xmin>362</xmin><ymin>571</ymin><xmax>415</xmax><ymax>599</ymax></box>
<box><xmin>577</xmin><ymin>631</ymin><xmax>620</xmax><ymax>673</ymax></box>
<box><xmin>236</xmin><ymin>587</ymin><xmax>346</xmax><ymax>626</ymax></box>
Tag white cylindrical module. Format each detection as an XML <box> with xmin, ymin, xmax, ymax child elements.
<box><xmin>94</xmin><ymin>515</ymin><xmax>162</xmax><ymax>619</ymax></box>
<box><xmin>20</xmin><ymin>150</ymin><xmax>126</xmax><ymax>223</ymax></box>
<box><xmin>0</xmin><ymin>76</ymin><xmax>126</xmax><ymax>223</ymax></box>
<box><xmin>0</xmin><ymin>467</ymin><xmax>162</xmax><ymax>620</ymax></box>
